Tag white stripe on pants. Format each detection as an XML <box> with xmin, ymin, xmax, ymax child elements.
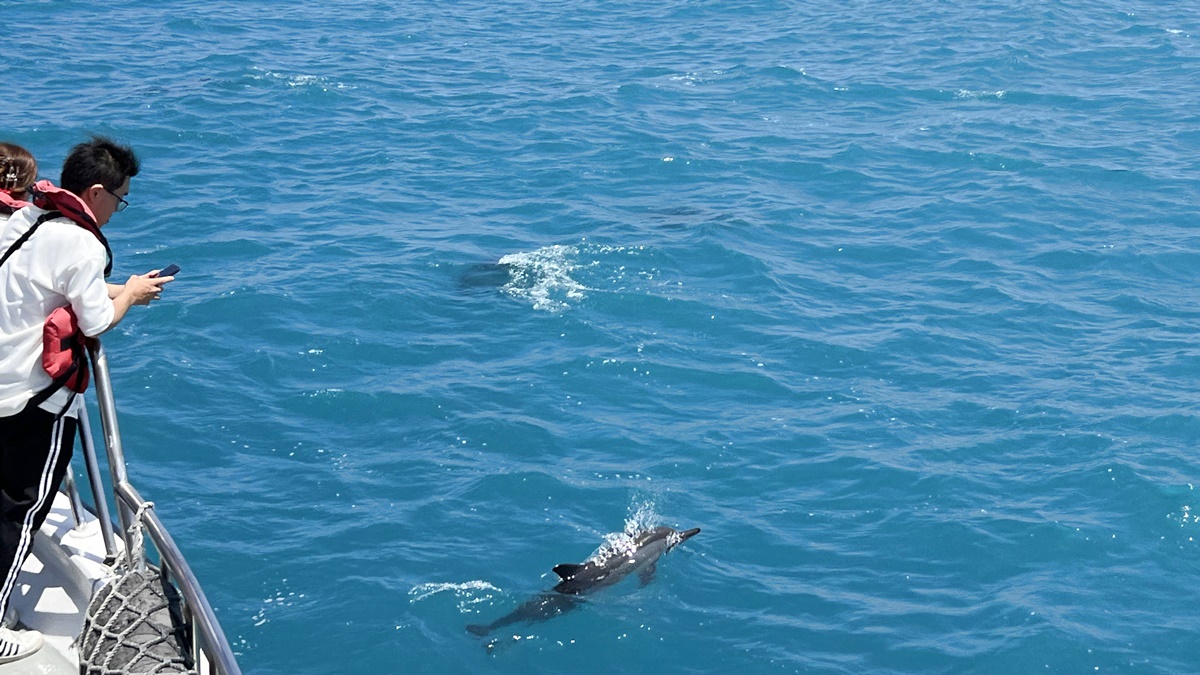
<box><xmin>0</xmin><ymin>413</ymin><xmax>68</xmax><ymax>616</ymax></box>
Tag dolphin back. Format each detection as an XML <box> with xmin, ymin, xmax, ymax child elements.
<box><xmin>552</xmin><ymin>562</ymin><xmax>596</xmax><ymax>594</ymax></box>
<box><xmin>553</xmin><ymin>563</ymin><xmax>586</xmax><ymax>580</ymax></box>
<box><xmin>468</xmin><ymin>525</ymin><xmax>701</xmax><ymax>642</ymax></box>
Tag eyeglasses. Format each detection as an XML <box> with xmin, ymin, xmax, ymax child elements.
<box><xmin>105</xmin><ymin>187</ymin><xmax>129</xmax><ymax>212</ymax></box>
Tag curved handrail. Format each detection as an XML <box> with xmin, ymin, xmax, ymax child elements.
<box><xmin>114</xmin><ymin>482</ymin><xmax>243</xmax><ymax>675</ymax></box>
<box><xmin>81</xmin><ymin>341</ymin><xmax>244</xmax><ymax>675</ymax></box>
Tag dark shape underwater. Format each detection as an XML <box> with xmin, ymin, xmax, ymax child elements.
<box><xmin>457</xmin><ymin>262</ymin><xmax>514</xmax><ymax>290</ymax></box>
<box><xmin>466</xmin><ymin>526</ymin><xmax>700</xmax><ymax>638</ymax></box>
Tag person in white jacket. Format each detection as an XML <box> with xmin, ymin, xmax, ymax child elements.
<box><xmin>0</xmin><ymin>137</ymin><xmax>171</xmax><ymax>664</ymax></box>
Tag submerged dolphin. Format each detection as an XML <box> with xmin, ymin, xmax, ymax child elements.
<box><xmin>466</xmin><ymin>526</ymin><xmax>700</xmax><ymax>638</ymax></box>
<box><xmin>457</xmin><ymin>262</ymin><xmax>514</xmax><ymax>290</ymax></box>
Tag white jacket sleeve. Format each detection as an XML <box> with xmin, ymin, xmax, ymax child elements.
<box><xmin>59</xmin><ymin>246</ymin><xmax>115</xmax><ymax>337</ymax></box>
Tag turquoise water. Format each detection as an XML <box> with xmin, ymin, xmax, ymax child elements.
<box><xmin>6</xmin><ymin>0</ymin><xmax>1200</xmax><ymax>672</ymax></box>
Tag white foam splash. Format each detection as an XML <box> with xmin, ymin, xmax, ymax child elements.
<box><xmin>494</xmin><ymin>242</ymin><xmax>667</xmax><ymax>312</ymax></box>
<box><xmin>592</xmin><ymin>531</ymin><xmax>637</xmax><ymax>563</ymax></box>
<box><xmin>408</xmin><ymin>580</ymin><xmax>501</xmax><ymax>607</ymax></box>
<box><xmin>589</xmin><ymin>500</ymin><xmax>662</xmax><ymax>562</ymax></box>
<box><xmin>624</xmin><ymin>499</ymin><xmax>659</xmax><ymax>535</ymax></box>
<box><xmin>498</xmin><ymin>244</ymin><xmax>589</xmax><ymax>312</ymax></box>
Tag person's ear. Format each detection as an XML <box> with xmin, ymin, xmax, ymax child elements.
<box><xmin>80</xmin><ymin>183</ymin><xmax>105</xmax><ymax>206</ymax></box>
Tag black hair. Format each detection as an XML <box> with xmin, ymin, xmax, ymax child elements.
<box><xmin>60</xmin><ymin>136</ymin><xmax>140</xmax><ymax>196</ymax></box>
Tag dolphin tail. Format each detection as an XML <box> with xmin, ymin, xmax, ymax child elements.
<box><xmin>466</xmin><ymin>624</ymin><xmax>491</xmax><ymax>637</ymax></box>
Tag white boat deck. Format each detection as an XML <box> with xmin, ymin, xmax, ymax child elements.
<box><xmin>0</xmin><ymin>345</ymin><xmax>242</xmax><ymax>675</ymax></box>
<box><xmin>0</xmin><ymin>492</ymin><xmax>121</xmax><ymax>675</ymax></box>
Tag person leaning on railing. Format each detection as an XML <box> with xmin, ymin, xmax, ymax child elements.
<box><xmin>0</xmin><ymin>137</ymin><xmax>174</xmax><ymax>665</ymax></box>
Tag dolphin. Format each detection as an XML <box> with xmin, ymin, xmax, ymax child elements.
<box><xmin>464</xmin><ymin>592</ymin><xmax>583</xmax><ymax>638</ymax></box>
<box><xmin>550</xmin><ymin>526</ymin><xmax>701</xmax><ymax>595</ymax></box>
<box><xmin>458</xmin><ymin>262</ymin><xmax>514</xmax><ymax>290</ymax></box>
<box><xmin>466</xmin><ymin>526</ymin><xmax>700</xmax><ymax>638</ymax></box>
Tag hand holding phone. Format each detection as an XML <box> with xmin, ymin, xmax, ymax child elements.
<box><xmin>155</xmin><ymin>264</ymin><xmax>180</xmax><ymax>278</ymax></box>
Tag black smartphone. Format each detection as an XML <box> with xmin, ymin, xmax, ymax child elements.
<box><xmin>156</xmin><ymin>264</ymin><xmax>180</xmax><ymax>278</ymax></box>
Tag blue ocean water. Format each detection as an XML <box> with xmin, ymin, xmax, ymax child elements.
<box><xmin>5</xmin><ymin>0</ymin><xmax>1200</xmax><ymax>672</ymax></box>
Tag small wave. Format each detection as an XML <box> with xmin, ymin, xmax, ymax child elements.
<box><xmin>667</xmin><ymin>69</ymin><xmax>725</xmax><ymax>87</ymax></box>
<box><xmin>955</xmin><ymin>89</ymin><xmax>1006</xmax><ymax>100</ymax></box>
<box><xmin>248</xmin><ymin>67</ymin><xmax>353</xmax><ymax>91</ymax></box>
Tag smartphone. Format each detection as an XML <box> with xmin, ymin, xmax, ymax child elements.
<box><xmin>156</xmin><ymin>264</ymin><xmax>180</xmax><ymax>278</ymax></box>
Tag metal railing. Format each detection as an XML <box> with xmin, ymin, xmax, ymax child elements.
<box><xmin>64</xmin><ymin>341</ymin><xmax>243</xmax><ymax>675</ymax></box>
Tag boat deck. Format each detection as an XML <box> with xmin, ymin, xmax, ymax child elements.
<box><xmin>1</xmin><ymin>492</ymin><xmax>119</xmax><ymax>675</ymax></box>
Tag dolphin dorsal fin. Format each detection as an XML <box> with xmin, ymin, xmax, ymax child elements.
<box><xmin>553</xmin><ymin>563</ymin><xmax>585</xmax><ymax>580</ymax></box>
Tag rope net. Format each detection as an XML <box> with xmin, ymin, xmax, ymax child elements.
<box><xmin>78</xmin><ymin>565</ymin><xmax>196</xmax><ymax>674</ymax></box>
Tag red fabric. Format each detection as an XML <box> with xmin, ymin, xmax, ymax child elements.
<box><xmin>29</xmin><ymin>180</ymin><xmax>101</xmax><ymax>235</ymax></box>
<box><xmin>0</xmin><ymin>190</ymin><xmax>30</xmax><ymax>211</ymax></box>
<box><xmin>42</xmin><ymin>306</ymin><xmax>92</xmax><ymax>393</ymax></box>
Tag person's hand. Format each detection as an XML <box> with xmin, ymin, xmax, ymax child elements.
<box><xmin>123</xmin><ymin>272</ymin><xmax>172</xmax><ymax>306</ymax></box>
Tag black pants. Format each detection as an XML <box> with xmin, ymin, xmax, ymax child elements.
<box><xmin>0</xmin><ymin>402</ymin><xmax>75</xmax><ymax>618</ymax></box>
